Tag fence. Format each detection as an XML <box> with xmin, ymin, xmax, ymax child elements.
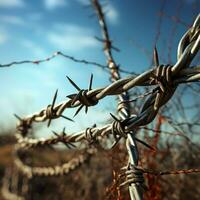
<box><xmin>1</xmin><ymin>0</ymin><xmax>200</xmax><ymax>199</ymax></box>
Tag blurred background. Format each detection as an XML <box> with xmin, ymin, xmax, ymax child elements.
<box><xmin>0</xmin><ymin>0</ymin><xmax>200</xmax><ymax>199</ymax></box>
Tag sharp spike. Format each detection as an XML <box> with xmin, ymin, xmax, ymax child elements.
<box><xmin>51</xmin><ymin>89</ymin><xmax>58</xmax><ymax>109</ymax></box>
<box><xmin>66</xmin><ymin>76</ymin><xmax>81</xmax><ymax>91</ymax></box>
<box><xmin>66</xmin><ymin>94</ymin><xmax>76</xmax><ymax>99</ymax></box>
<box><xmin>61</xmin><ymin>128</ymin><xmax>66</xmax><ymax>136</ymax></box>
<box><xmin>14</xmin><ymin>113</ymin><xmax>22</xmax><ymax>121</ymax></box>
<box><xmin>71</xmin><ymin>92</ymin><xmax>81</xmax><ymax>106</ymax></box>
<box><xmin>153</xmin><ymin>46</ymin><xmax>159</xmax><ymax>67</ymax></box>
<box><xmin>94</xmin><ymin>36</ymin><xmax>105</xmax><ymax>42</ymax></box>
<box><xmin>68</xmin><ymin>142</ymin><xmax>76</xmax><ymax>148</ymax></box>
<box><xmin>122</xmin><ymin>118</ymin><xmax>130</xmax><ymax>124</ymax></box>
<box><xmin>52</xmin><ymin>131</ymin><xmax>59</xmax><ymax>137</ymax></box>
<box><xmin>60</xmin><ymin>115</ymin><xmax>74</xmax><ymax>122</ymax></box>
<box><xmin>47</xmin><ymin>118</ymin><xmax>52</xmax><ymax>127</ymax></box>
<box><xmin>63</xmin><ymin>143</ymin><xmax>71</xmax><ymax>149</ymax></box>
<box><xmin>85</xmin><ymin>106</ymin><xmax>88</xmax><ymax>114</ymax></box>
<box><xmin>88</xmin><ymin>74</ymin><xmax>93</xmax><ymax>91</ymax></box>
<box><xmin>110</xmin><ymin>113</ymin><xmax>120</xmax><ymax>122</ymax></box>
<box><xmin>134</xmin><ymin>137</ymin><xmax>156</xmax><ymax>151</ymax></box>
<box><xmin>62</xmin><ymin>131</ymin><xmax>66</xmax><ymax>137</ymax></box>
<box><xmin>73</xmin><ymin>105</ymin><xmax>84</xmax><ymax>117</ymax></box>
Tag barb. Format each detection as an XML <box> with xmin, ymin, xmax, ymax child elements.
<box><xmin>46</xmin><ymin>89</ymin><xmax>73</xmax><ymax>127</ymax></box>
<box><xmin>67</xmin><ymin>74</ymin><xmax>98</xmax><ymax>116</ymax></box>
<box><xmin>52</xmin><ymin>127</ymin><xmax>76</xmax><ymax>149</ymax></box>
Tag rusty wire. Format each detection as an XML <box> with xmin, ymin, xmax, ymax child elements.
<box><xmin>1</xmin><ymin>1</ymin><xmax>200</xmax><ymax>199</ymax></box>
<box><xmin>119</xmin><ymin>165</ymin><xmax>200</xmax><ymax>188</ymax></box>
<box><xmin>0</xmin><ymin>50</ymin><xmax>135</xmax><ymax>75</ymax></box>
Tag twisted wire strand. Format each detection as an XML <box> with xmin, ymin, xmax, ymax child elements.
<box><xmin>143</xmin><ymin>168</ymin><xmax>200</xmax><ymax>176</ymax></box>
<box><xmin>0</xmin><ymin>51</ymin><xmax>106</xmax><ymax>69</ymax></box>
<box><xmin>14</xmin><ymin>148</ymin><xmax>96</xmax><ymax>178</ymax></box>
<box><xmin>119</xmin><ymin>165</ymin><xmax>200</xmax><ymax>188</ymax></box>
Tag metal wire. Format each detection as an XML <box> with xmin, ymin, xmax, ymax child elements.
<box><xmin>1</xmin><ymin>2</ymin><xmax>200</xmax><ymax>199</ymax></box>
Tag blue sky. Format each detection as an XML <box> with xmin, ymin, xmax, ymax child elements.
<box><xmin>0</xmin><ymin>0</ymin><xmax>199</xmax><ymax>134</ymax></box>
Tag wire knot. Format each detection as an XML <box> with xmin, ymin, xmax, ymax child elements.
<box><xmin>46</xmin><ymin>105</ymin><xmax>57</xmax><ymax>119</ymax></box>
<box><xmin>150</xmin><ymin>59</ymin><xmax>175</xmax><ymax>110</ymax></box>
<box><xmin>85</xmin><ymin>127</ymin><xmax>98</xmax><ymax>145</ymax></box>
<box><xmin>111</xmin><ymin>120</ymin><xmax>126</xmax><ymax>140</ymax></box>
<box><xmin>76</xmin><ymin>90</ymin><xmax>98</xmax><ymax>107</ymax></box>
<box><xmin>17</xmin><ymin>120</ymin><xmax>31</xmax><ymax>136</ymax></box>
<box><xmin>110</xmin><ymin>114</ymin><xmax>127</xmax><ymax>146</ymax></box>
<box><xmin>119</xmin><ymin>164</ymin><xmax>148</xmax><ymax>191</ymax></box>
<box><xmin>14</xmin><ymin>114</ymin><xmax>31</xmax><ymax>136</ymax></box>
<box><xmin>67</xmin><ymin>74</ymin><xmax>99</xmax><ymax>116</ymax></box>
<box><xmin>152</xmin><ymin>64</ymin><xmax>174</xmax><ymax>93</ymax></box>
<box><xmin>52</xmin><ymin>128</ymin><xmax>76</xmax><ymax>149</ymax></box>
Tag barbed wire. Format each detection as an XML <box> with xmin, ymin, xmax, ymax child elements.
<box><xmin>14</xmin><ymin>64</ymin><xmax>200</xmax><ymax>148</ymax></box>
<box><xmin>14</xmin><ymin>148</ymin><xmax>96</xmax><ymax>178</ymax></box>
<box><xmin>1</xmin><ymin>1</ymin><xmax>200</xmax><ymax>199</ymax></box>
<box><xmin>119</xmin><ymin>165</ymin><xmax>200</xmax><ymax>188</ymax></box>
<box><xmin>159</xmin><ymin>12</ymin><xmax>191</xmax><ymax>28</ymax></box>
<box><xmin>0</xmin><ymin>50</ymin><xmax>135</xmax><ymax>75</ymax></box>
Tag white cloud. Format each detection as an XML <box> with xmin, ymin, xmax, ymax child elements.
<box><xmin>0</xmin><ymin>31</ymin><xmax>8</xmax><ymax>45</ymax></box>
<box><xmin>44</xmin><ymin>0</ymin><xmax>68</xmax><ymax>10</ymax></box>
<box><xmin>21</xmin><ymin>39</ymin><xmax>47</xmax><ymax>57</ymax></box>
<box><xmin>0</xmin><ymin>0</ymin><xmax>24</xmax><ymax>7</ymax></box>
<box><xmin>0</xmin><ymin>15</ymin><xmax>25</xmax><ymax>26</ymax></box>
<box><xmin>47</xmin><ymin>24</ymin><xmax>99</xmax><ymax>51</ymax></box>
<box><xmin>105</xmin><ymin>4</ymin><xmax>119</xmax><ymax>25</ymax></box>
